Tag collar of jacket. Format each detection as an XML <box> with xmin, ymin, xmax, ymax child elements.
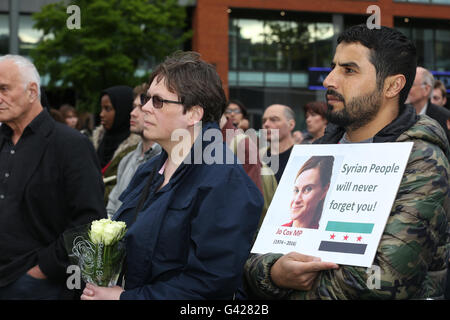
<box><xmin>146</xmin><ymin>121</ymin><xmax>222</xmax><ymax>187</ymax></box>
<box><xmin>1</xmin><ymin>109</ymin><xmax>54</xmax><ymax>139</ymax></box>
<box><xmin>316</xmin><ymin>104</ymin><xmax>418</xmax><ymax>144</ymax></box>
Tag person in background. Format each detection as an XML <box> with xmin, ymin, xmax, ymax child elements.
<box><xmin>81</xmin><ymin>51</ymin><xmax>263</xmax><ymax>300</ymax></box>
<box><xmin>432</xmin><ymin>80</ymin><xmax>450</xmax><ymax>131</ymax></box>
<box><xmin>260</xmin><ymin>104</ymin><xmax>296</xmax><ymax>184</ymax></box>
<box><xmin>292</xmin><ymin>130</ymin><xmax>304</xmax><ymax>144</ymax></box>
<box><xmin>220</xmin><ymin>112</ymin><xmax>271</xmax><ymax>237</ymax></box>
<box><xmin>301</xmin><ymin>101</ymin><xmax>328</xmax><ymax>144</ymax></box>
<box><xmin>92</xmin><ymin>85</ymin><xmax>140</xmax><ymax>201</ymax></box>
<box><xmin>225</xmin><ymin>99</ymin><xmax>250</xmax><ymax>131</ymax></box>
<box><xmin>49</xmin><ymin>108</ymin><xmax>65</xmax><ymax>124</ymax></box>
<box><xmin>245</xmin><ymin>24</ymin><xmax>449</xmax><ymax>300</ymax></box>
<box><xmin>220</xmin><ymin>113</ymin><xmax>262</xmax><ymax>193</ymax></box>
<box><xmin>76</xmin><ymin>111</ymin><xmax>95</xmax><ymax>138</ymax></box>
<box><xmin>405</xmin><ymin>67</ymin><xmax>450</xmax><ymax>144</ymax></box>
<box><xmin>431</xmin><ymin>80</ymin><xmax>447</xmax><ymax>108</ymax></box>
<box><xmin>59</xmin><ymin>104</ymin><xmax>79</xmax><ymax>129</ymax></box>
<box><xmin>0</xmin><ymin>54</ymin><xmax>106</xmax><ymax>300</ymax></box>
<box><xmin>106</xmin><ymin>83</ymin><xmax>162</xmax><ymax>218</ymax></box>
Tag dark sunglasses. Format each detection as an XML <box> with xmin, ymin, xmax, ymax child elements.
<box><xmin>140</xmin><ymin>93</ymin><xmax>183</xmax><ymax>109</ymax></box>
<box><xmin>225</xmin><ymin>109</ymin><xmax>242</xmax><ymax>114</ymax></box>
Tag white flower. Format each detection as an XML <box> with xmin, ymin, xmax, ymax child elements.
<box><xmin>89</xmin><ymin>219</ymin><xmax>126</xmax><ymax>245</ymax></box>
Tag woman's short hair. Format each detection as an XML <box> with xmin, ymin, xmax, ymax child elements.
<box><xmin>148</xmin><ymin>51</ymin><xmax>227</xmax><ymax>123</ymax></box>
<box><xmin>294</xmin><ymin>155</ymin><xmax>334</xmax><ymax>227</ymax></box>
<box><xmin>296</xmin><ymin>155</ymin><xmax>334</xmax><ymax>187</ymax></box>
<box><xmin>304</xmin><ymin>101</ymin><xmax>328</xmax><ymax>119</ymax></box>
<box><xmin>59</xmin><ymin>104</ymin><xmax>77</xmax><ymax>119</ymax></box>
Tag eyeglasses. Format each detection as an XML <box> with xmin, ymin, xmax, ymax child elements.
<box><xmin>140</xmin><ymin>93</ymin><xmax>183</xmax><ymax>109</ymax></box>
<box><xmin>225</xmin><ymin>109</ymin><xmax>242</xmax><ymax>114</ymax></box>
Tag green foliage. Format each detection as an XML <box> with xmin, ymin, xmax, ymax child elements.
<box><xmin>31</xmin><ymin>0</ymin><xmax>192</xmax><ymax>112</ymax></box>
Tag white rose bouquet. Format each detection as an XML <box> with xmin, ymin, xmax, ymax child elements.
<box><xmin>66</xmin><ymin>219</ymin><xmax>127</xmax><ymax>287</ymax></box>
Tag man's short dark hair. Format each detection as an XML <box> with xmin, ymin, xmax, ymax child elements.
<box><xmin>337</xmin><ymin>24</ymin><xmax>417</xmax><ymax>106</ymax></box>
<box><xmin>434</xmin><ymin>80</ymin><xmax>447</xmax><ymax>99</ymax></box>
<box><xmin>149</xmin><ymin>51</ymin><xmax>227</xmax><ymax>123</ymax></box>
<box><xmin>133</xmin><ymin>83</ymin><xmax>150</xmax><ymax>100</ymax></box>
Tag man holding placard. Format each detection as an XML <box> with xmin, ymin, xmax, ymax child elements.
<box><xmin>245</xmin><ymin>24</ymin><xmax>449</xmax><ymax>300</ymax></box>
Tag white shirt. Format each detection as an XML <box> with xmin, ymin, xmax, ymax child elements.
<box><xmin>419</xmin><ymin>101</ymin><xmax>428</xmax><ymax>115</ymax></box>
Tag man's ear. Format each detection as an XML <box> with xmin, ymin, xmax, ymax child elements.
<box><xmin>188</xmin><ymin>105</ymin><xmax>204</xmax><ymax>126</ymax></box>
<box><xmin>384</xmin><ymin>74</ymin><xmax>406</xmax><ymax>99</ymax></box>
<box><xmin>288</xmin><ymin>119</ymin><xmax>296</xmax><ymax>131</ymax></box>
<box><xmin>27</xmin><ymin>82</ymin><xmax>39</xmax><ymax>103</ymax></box>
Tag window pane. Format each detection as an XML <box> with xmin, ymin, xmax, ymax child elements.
<box><xmin>265</xmin><ymin>72</ymin><xmax>290</xmax><ymax>86</ymax></box>
<box><xmin>435</xmin><ymin>29</ymin><xmax>450</xmax><ymax>70</ymax></box>
<box><xmin>19</xmin><ymin>15</ymin><xmax>43</xmax><ymax>56</ymax></box>
<box><xmin>412</xmin><ymin>27</ymin><xmax>434</xmax><ymax>69</ymax></box>
<box><xmin>229</xmin><ymin>18</ymin><xmax>239</xmax><ymax>70</ymax></box>
<box><xmin>0</xmin><ymin>14</ymin><xmax>8</xmax><ymax>54</ymax></box>
<box><xmin>264</xmin><ymin>20</ymin><xmax>294</xmax><ymax>71</ymax></box>
<box><xmin>235</xmin><ymin>19</ymin><xmax>266</xmax><ymax>71</ymax></box>
<box><xmin>237</xmin><ymin>71</ymin><xmax>264</xmax><ymax>86</ymax></box>
<box><xmin>292</xmin><ymin>22</ymin><xmax>333</xmax><ymax>71</ymax></box>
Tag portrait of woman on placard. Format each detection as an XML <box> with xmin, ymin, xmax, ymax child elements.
<box><xmin>282</xmin><ymin>156</ymin><xmax>334</xmax><ymax>229</ymax></box>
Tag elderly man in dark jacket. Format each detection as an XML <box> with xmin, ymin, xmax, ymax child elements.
<box><xmin>0</xmin><ymin>55</ymin><xmax>107</xmax><ymax>299</ymax></box>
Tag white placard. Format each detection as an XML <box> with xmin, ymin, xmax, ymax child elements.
<box><xmin>251</xmin><ymin>142</ymin><xmax>413</xmax><ymax>267</ymax></box>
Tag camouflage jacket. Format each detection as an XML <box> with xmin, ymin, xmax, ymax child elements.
<box><xmin>244</xmin><ymin>111</ymin><xmax>450</xmax><ymax>299</ymax></box>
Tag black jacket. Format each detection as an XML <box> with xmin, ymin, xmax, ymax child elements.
<box><xmin>426</xmin><ymin>102</ymin><xmax>450</xmax><ymax>144</ymax></box>
<box><xmin>0</xmin><ymin>110</ymin><xmax>107</xmax><ymax>287</ymax></box>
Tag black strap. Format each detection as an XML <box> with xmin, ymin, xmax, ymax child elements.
<box><xmin>119</xmin><ymin>167</ymin><xmax>158</xmax><ymax>288</ymax></box>
<box><xmin>132</xmin><ymin>167</ymin><xmax>157</xmax><ymax>224</ymax></box>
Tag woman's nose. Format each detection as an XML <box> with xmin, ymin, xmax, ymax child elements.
<box><xmin>294</xmin><ymin>192</ymin><xmax>303</xmax><ymax>203</ymax></box>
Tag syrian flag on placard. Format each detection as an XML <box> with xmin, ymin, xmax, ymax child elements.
<box><xmin>318</xmin><ymin>221</ymin><xmax>374</xmax><ymax>255</ymax></box>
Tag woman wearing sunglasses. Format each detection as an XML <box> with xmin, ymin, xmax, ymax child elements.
<box><xmin>81</xmin><ymin>51</ymin><xmax>264</xmax><ymax>300</ymax></box>
<box><xmin>225</xmin><ymin>99</ymin><xmax>250</xmax><ymax>131</ymax></box>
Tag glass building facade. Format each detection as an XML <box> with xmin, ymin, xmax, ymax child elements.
<box><xmin>228</xmin><ymin>10</ymin><xmax>335</xmax><ymax>130</ymax></box>
<box><xmin>396</xmin><ymin>17</ymin><xmax>450</xmax><ymax>71</ymax></box>
<box><xmin>0</xmin><ymin>13</ymin><xmax>43</xmax><ymax>56</ymax></box>
<box><xmin>228</xmin><ymin>9</ymin><xmax>450</xmax><ymax>130</ymax></box>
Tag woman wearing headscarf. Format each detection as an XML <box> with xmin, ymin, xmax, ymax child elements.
<box><xmin>92</xmin><ymin>85</ymin><xmax>140</xmax><ymax>201</ymax></box>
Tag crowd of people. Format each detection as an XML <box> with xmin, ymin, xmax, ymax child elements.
<box><xmin>0</xmin><ymin>24</ymin><xmax>448</xmax><ymax>300</ymax></box>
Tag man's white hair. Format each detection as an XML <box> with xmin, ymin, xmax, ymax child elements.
<box><xmin>419</xmin><ymin>67</ymin><xmax>434</xmax><ymax>100</ymax></box>
<box><xmin>0</xmin><ymin>54</ymin><xmax>41</xmax><ymax>97</ymax></box>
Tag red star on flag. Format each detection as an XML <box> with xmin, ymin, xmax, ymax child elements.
<box><xmin>343</xmin><ymin>235</ymin><xmax>349</xmax><ymax>241</ymax></box>
<box><xmin>357</xmin><ymin>236</ymin><xmax>362</xmax><ymax>242</ymax></box>
<box><xmin>330</xmin><ymin>233</ymin><xmax>335</xmax><ymax>240</ymax></box>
